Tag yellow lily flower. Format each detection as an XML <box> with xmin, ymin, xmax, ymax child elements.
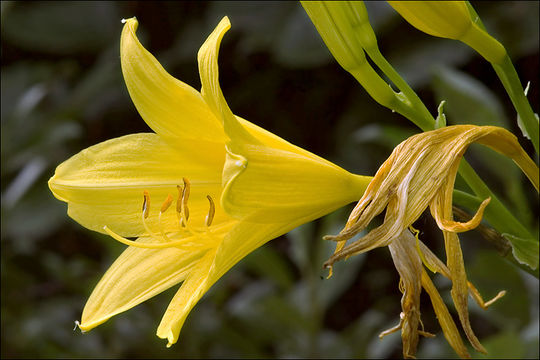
<box><xmin>324</xmin><ymin>125</ymin><xmax>538</xmax><ymax>358</ymax></box>
<box><xmin>388</xmin><ymin>1</ymin><xmax>506</xmax><ymax>64</ymax></box>
<box><xmin>47</xmin><ymin>16</ymin><xmax>370</xmax><ymax>347</ymax></box>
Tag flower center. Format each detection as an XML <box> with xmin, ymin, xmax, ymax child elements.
<box><xmin>103</xmin><ymin>177</ymin><xmax>216</xmax><ymax>249</ymax></box>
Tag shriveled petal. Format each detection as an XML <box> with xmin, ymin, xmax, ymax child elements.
<box><xmin>121</xmin><ymin>18</ymin><xmax>226</xmax><ymax>142</ymax></box>
<box><xmin>48</xmin><ymin>133</ymin><xmax>226</xmax><ymax>237</ymax></box>
<box><xmin>421</xmin><ymin>269</ymin><xmax>470</xmax><ymax>359</ymax></box>
<box><xmin>417</xmin><ymin>239</ymin><xmax>506</xmax><ymax>310</ymax></box>
<box><xmin>473</xmin><ymin>126</ymin><xmax>539</xmax><ymax>191</ymax></box>
<box><xmin>433</xmin><ymin>197</ymin><xmax>491</xmax><ymax>233</ymax></box>
<box><xmin>79</xmin><ymin>234</ymin><xmax>209</xmax><ymax>331</ymax></box>
<box><xmin>388</xmin><ymin>231</ymin><xmax>423</xmax><ymax>358</ymax></box>
<box><xmin>431</xmin><ymin>160</ymin><xmax>487</xmax><ymax>354</ymax></box>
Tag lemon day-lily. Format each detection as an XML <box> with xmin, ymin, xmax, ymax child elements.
<box><xmin>47</xmin><ymin>16</ymin><xmax>371</xmax><ymax>347</ymax></box>
<box><xmin>324</xmin><ymin>125</ymin><xmax>539</xmax><ymax>358</ymax></box>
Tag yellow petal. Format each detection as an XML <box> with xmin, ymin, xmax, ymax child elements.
<box><xmin>156</xmin><ymin>248</ymin><xmax>218</xmax><ymax>347</ymax></box>
<box><xmin>156</xmin><ymin>215</ymin><xmax>321</xmax><ymax>347</ymax></box>
<box><xmin>387</xmin><ymin>1</ymin><xmax>506</xmax><ymax>64</ymax></box>
<box><xmin>48</xmin><ymin>133</ymin><xmax>225</xmax><ymax>237</ymax></box>
<box><xmin>194</xmin><ymin>15</ymin><xmax>369</xmax><ymax>224</ymax></box>
<box><xmin>197</xmin><ymin>16</ymin><xmax>256</xmax><ymax>145</ymax></box>
<box><xmin>222</xmin><ymin>142</ymin><xmax>370</xmax><ymax>223</ymax></box>
<box><xmin>388</xmin><ymin>1</ymin><xmax>471</xmax><ymax>39</ymax></box>
<box><xmin>79</xmin><ymin>234</ymin><xmax>208</xmax><ymax>332</ymax></box>
<box><xmin>121</xmin><ymin>18</ymin><xmax>226</xmax><ymax>142</ymax></box>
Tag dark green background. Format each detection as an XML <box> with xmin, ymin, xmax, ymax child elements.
<box><xmin>1</xmin><ymin>1</ymin><xmax>538</xmax><ymax>358</ymax></box>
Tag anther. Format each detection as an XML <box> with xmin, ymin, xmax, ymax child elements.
<box><xmin>142</xmin><ymin>190</ymin><xmax>150</xmax><ymax>219</ymax></box>
<box><xmin>182</xmin><ymin>177</ymin><xmax>190</xmax><ymax>225</ymax></box>
<box><xmin>161</xmin><ymin>194</ymin><xmax>173</xmax><ymax>213</ymax></box>
<box><xmin>158</xmin><ymin>194</ymin><xmax>174</xmax><ymax>241</ymax></box>
<box><xmin>141</xmin><ymin>191</ymin><xmax>158</xmax><ymax>239</ymax></box>
<box><xmin>205</xmin><ymin>195</ymin><xmax>215</xmax><ymax>227</ymax></box>
<box><xmin>176</xmin><ymin>185</ymin><xmax>182</xmax><ymax>214</ymax></box>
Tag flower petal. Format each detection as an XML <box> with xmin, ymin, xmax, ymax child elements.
<box><xmin>221</xmin><ymin>142</ymin><xmax>370</xmax><ymax>223</ymax></box>
<box><xmin>79</xmin><ymin>234</ymin><xmax>209</xmax><ymax>332</ymax></box>
<box><xmin>197</xmin><ymin>16</ymin><xmax>256</xmax><ymax>144</ymax></box>
<box><xmin>432</xmin><ymin>159</ymin><xmax>487</xmax><ymax>354</ymax></box>
<box><xmin>388</xmin><ymin>1</ymin><xmax>471</xmax><ymax>39</ymax></box>
<box><xmin>121</xmin><ymin>18</ymin><xmax>226</xmax><ymax>142</ymax></box>
<box><xmin>156</xmin><ymin>213</ymin><xmax>319</xmax><ymax>347</ymax></box>
<box><xmin>48</xmin><ymin>133</ymin><xmax>225</xmax><ymax>237</ymax></box>
<box><xmin>388</xmin><ymin>231</ymin><xmax>423</xmax><ymax>358</ymax></box>
<box><xmin>421</xmin><ymin>269</ymin><xmax>470</xmax><ymax>359</ymax></box>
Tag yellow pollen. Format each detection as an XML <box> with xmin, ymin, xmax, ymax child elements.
<box><xmin>176</xmin><ymin>185</ymin><xmax>182</xmax><ymax>213</ymax></box>
<box><xmin>142</xmin><ymin>190</ymin><xmax>150</xmax><ymax>219</ymax></box>
<box><xmin>182</xmin><ymin>177</ymin><xmax>190</xmax><ymax>225</ymax></box>
<box><xmin>161</xmin><ymin>194</ymin><xmax>174</xmax><ymax>213</ymax></box>
<box><xmin>206</xmin><ymin>195</ymin><xmax>215</xmax><ymax>227</ymax></box>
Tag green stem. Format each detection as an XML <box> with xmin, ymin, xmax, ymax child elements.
<box><xmin>492</xmin><ymin>55</ymin><xmax>539</xmax><ymax>154</ymax></box>
<box><xmin>465</xmin><ymin>1</ymin><xmax>538</xmax><ymax>154</ymax></box>
<box><xmin>367</xmin><ymin>48</ymin><xmax>435</xmax><ymax>132</ymax></box>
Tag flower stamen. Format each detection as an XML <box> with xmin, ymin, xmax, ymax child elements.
<box><xmin>205</xmin><ymin>195</ymin><xmax>215</xmax><ymax>227</ymax></box>
<box><xmin>142</xmin><ymin>190</ymin><xmax>150</xmax><ymax>219</ymax></box>
<box><xmin>103</xmin><ymin>182</ymin><xmax>216</xmax><ymax>249</ymax></box>
<box><xmin>176</xmin><ymin>184</ymin><xmax>183</xmax><ymax>225</ymax></box>
<box><xmin>141</xmin><ymin>191</ymin><xmax>161</xmax><ymax>240</ymax></box>
<box><xmin>159</xmin><ymin>194</ymin><xmax>174</xmax><ymax>241</ymax></box>
<box><xmin>182</xmin><ymin>177</ymin><xmax>190</xmax><ymax>226</ymax></box>
<box><xmin>103</xmin><ymin>225</ymin><xmax>207</xmax><ymax>249</ymax></box>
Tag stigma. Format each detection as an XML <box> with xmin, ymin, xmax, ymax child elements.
<box><xmin>103</xmin><ymin>178</ymin><xmax>217</xmax><ymax>249</ymax></box>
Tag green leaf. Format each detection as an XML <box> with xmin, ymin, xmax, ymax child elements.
<box><xmin>502</xmin><ymin>233</ymin><xmax>539</xmax><ymax>270</ymax></box>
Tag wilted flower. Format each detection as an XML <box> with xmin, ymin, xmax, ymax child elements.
<box><xmin>324</xmin><ymin>125</ymin><xmax>538</xmax><ymax>358</ymax></box>
<box><xmin>48</xmin><ymin>16</ymin><xmax>371</xmax><ymax>347</ymax></box>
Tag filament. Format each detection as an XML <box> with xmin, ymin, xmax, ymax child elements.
<box><xmin>103</xmin><ymin>226</ymin><xmax>208</xmax><ymax>249</ymax></box>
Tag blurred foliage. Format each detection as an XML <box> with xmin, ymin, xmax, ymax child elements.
<box><xmin>1</xmin><ymin>1</ymin><xmax>538</xmax><ymax>359</ymax></box>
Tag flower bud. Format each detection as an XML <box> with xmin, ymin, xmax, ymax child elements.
<box><xmin>301</xmin><ymin>1</ymin><xmax>400</xmax><ymax>110</ymax></box>
<box><xmin>388</xmin><ymin>1</ymin><xmax>506</xmax><ymax>64</ymax></box>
